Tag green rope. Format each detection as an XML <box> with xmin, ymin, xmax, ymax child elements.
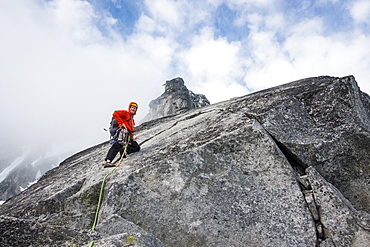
<box><xmin>91</xmin><ymin>166</ymin><xmax>118</xmax><ymax>231</ymax></box>
<box><xmin>88</xmin><ymin>167</ymin><xmax>117</xmax><ymax>247</ymax></box>
<box><xmin>88</xmin><ymin>136</ymin><xmax>131</xmax><ymax>246</ymax></box>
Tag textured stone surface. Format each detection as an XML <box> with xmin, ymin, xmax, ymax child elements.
<box><xmin>100</xmin><ymin>118</ymin><xmax>316</xmax><ymax>246</ymax></box>
<box><xmin>233</xmin><ymin>76</ymin><xmax>370</xmax><ymax>212</ymax></box>
<box><xmin>92</xmin><ymin>214</ymin><xmax>164</xmax><ymax>246</ymax></box>
<box><xmin>320</xmin><ymin>238</ymin><xmax>335</xmax><ymax>247</ymax></box>
<box><xmin>0</xmin><ymin>215</ymin><xmax>91</xmax><ymax>246</ymax></box>
<box><xmin>83</xmin><ymin>233</ymin><xmax>163</xmax><ymax>247</ymax></box>
<box><xmin>0</xmin><ymin>75</ymin><xmax>369</xmax><ymax>246</ymax></box>
<box><xmin>307</xmin><ymin>166</ymin><xmax>370</xmax><ymax>247</ymax></box>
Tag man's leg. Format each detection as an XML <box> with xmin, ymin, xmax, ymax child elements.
<box><xmin>106</xmin><ymin>142</ymin><xmax>123</xmax><ymax>161</ymax></box>
<box><xmin>127</xmin><ymin>140</ymin><xmax>141</xmax><ymax>155</ymax></box>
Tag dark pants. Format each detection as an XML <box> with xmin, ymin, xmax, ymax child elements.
<box><xmin>105</xmin><ymin>140</ymin><xmax>140</xmax><ymax>161</ymax></box>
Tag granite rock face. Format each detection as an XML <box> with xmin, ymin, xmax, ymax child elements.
<box><xmin>238</xmin><ymin>76</ymin><xmax>370</xmax><ymax>212</ymax></box>
<box><xmin>306</xmin><ymin>167</ymin><xmax>370</xmax><ymax>247</ymax></box>
<box><xmin>142</xmin><ymin>77</ymin><xmax>210</xmax><ymax>122</ymax></box>
<box><xmin>0</xmin><ymin>75</ymin><xmax>369</xmax><ymax>246</ymax></box>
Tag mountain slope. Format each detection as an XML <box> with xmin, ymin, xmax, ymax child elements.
<box><xmin>1</xmin><ymin>75</ymin><xmax>369</xmax><ymax>247</ymax></box>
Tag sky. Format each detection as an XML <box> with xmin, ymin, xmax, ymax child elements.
<box><xmin>0</xmin><ymin>0</ymin><xmax>370</xmax><ymax>158</ymax></box>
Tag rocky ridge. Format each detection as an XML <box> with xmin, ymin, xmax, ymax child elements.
<box><xmin>0</xmin><ymin>75</ymin><xmax>369</xmax><ymax>246</ymax></box>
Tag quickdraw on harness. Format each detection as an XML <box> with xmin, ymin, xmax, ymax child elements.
<box><xmin>117</xmin><ymin>134</ymin><xmax>131</xmax><ymax>166</ymax></box>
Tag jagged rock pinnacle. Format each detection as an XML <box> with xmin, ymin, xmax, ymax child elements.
<box><xmin>142</xmin><ymin>77</ymin><xmax>210</xmax><ymax>122</ymax></box>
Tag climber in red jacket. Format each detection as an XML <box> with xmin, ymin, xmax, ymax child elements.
<box><xmin>103</xmin><ymin>102</ymin><xmax>140</xmax><ymax>167</ymax></box>
<box><xmin>113</xmin><ymin>103</ymin><xmax>137</xmax><ymax>139</ymax></box>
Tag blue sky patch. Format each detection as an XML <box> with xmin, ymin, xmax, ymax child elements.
<box><xmin>213</xmin><ymin>3</ymin><xmax>249</xmax><ymax>42</ymax></box>
<box><xmin>87</xmin><ymin>0</ymin><xmax>142</xmax><ymax>36</ymax></box>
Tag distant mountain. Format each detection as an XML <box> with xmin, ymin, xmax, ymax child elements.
<box><xmin>1</xmin><ymin>75</ymin><xmax>370</xmax><ymax>246</ymax></box>
<box><xmin>0</xmin><ymin>146</ymin><xmax>62</xmax><ymax>203</ymax></box>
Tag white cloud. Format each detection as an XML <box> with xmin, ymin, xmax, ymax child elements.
<box><xmin>135</xmin><ymin>14</ymin><xmax>158</xmax><ymax>33</ymax></box>
<box><xmin>0</xmin><ymin>0</ymin><xmax>174</xmax><ymax>155</ymax></box>
<box><xmin>140</xmin><ymin>0</ymin><xmax>211</xmax><ymax>38</ymax></box>
<box><xmin>144</xmin><ymin>0</ymin><xmax>180</xmax><ymax>26</ymax></box>
<box><xmin>243</xmin><ymin>14</ymin><xmax>370</xmax><ymax>93</ymax></box>
<box><xmin>349</xmin><ymin>0</ymin><xmax>370</xmax><ymax>24</ymax></box>
<box><xmin>209</xmin><ymin>0</ymin><xmax>279</xmax><ymax>9</ymax></box>
<box><xmin>316</xmin><ymin>0</ymin><xmax>339</xmax><ymax>5</ymax></box>
<box><xmin>244</xmin><ymin>29</ymin><xmax>294</xmax><ymax>90</ymax></box>
<box><xmin>46</xmin><ymin>0</ymin><xmax>103</xmax><ymax>43</ymax></box>
<box><xmin>265</xmin><ymin>13</ymin><xmax>286</xmax><ymax>30</ymax></box>
<box><xmin>178</xmin><ymin>28</ymin><xmax>248</xmax><ymax>102</ymax></box>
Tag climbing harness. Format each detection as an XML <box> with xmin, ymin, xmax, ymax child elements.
<box><xmin>117</xmin><ymin>135</ymin><xmax>131</xmax><ymax>166</ymax></box>
<box><xmin>88</xmin><ymin>138</ymin><xmax>130</xmax><ymax>246</ymax></box>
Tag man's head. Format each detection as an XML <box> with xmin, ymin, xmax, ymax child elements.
<box><xmin>129</xmin><ymin>102</ymin><xmax>138</xmax><ymax>115</ymax></box>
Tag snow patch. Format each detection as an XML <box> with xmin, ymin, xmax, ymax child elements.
<box><xmin>31</xmin><ymin>157</ymin><xmax>42</xmax><ymax>167</ymax></box>
<box><xmin>35</xmin><ymin>170</ymin><xmax>42</xmax><ymax>180</ymax></box>
<box><xmin>20</xmin><ymin>180</ymin><xmax>38</xmax><ymax>192</ymax></box>
<box><xmin>0</xmin><ymin>155</ymin><xmax>25</xmax><ymax>183</ymax></box>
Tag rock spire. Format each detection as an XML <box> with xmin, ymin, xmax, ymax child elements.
<box><xmin>142</xmin><ymin>77</ymin><xmax>210</xmax><ymax>122</ymax></box>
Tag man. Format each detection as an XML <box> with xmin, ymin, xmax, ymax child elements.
<box><xmin>103</xmin><ymin>102</ymin><xmax>140</xmax><ymax>167</ymax></box>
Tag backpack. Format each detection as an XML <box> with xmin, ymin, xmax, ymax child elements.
<box><xmin>109</xmin><ymin>117</ymin><xmax>119</xmax><ymax>137</ymax></box>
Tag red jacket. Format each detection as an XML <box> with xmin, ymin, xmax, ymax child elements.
<box><xmin>113</xmin><ymin>108</ymin><xmax>136</xmax><ymax>139</ymax></box>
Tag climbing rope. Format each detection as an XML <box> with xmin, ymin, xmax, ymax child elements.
<box><xmin>91</xmin><ymin>165</ymin><xmax>118</xmax><ymax>231</ymax></box>
<box><xmin>88</xmin><ymin>166</ymin><xmax>117</xmax><ymax>247</ymax></box>
<box><xmin>88</xmin><ymin>137</ymin><xmax>130</xmax><ymax>246</ymax></box>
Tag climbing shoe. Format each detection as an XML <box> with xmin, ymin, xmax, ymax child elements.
<box><xmin>103</xmin><ymin>161</ymin><xmax>116</xmax><ymax>168</ymax></box>
<box><xmin>101</xmin><ymin>160</ymin><xmax>110</xmax><ymax>166</ymax></box>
